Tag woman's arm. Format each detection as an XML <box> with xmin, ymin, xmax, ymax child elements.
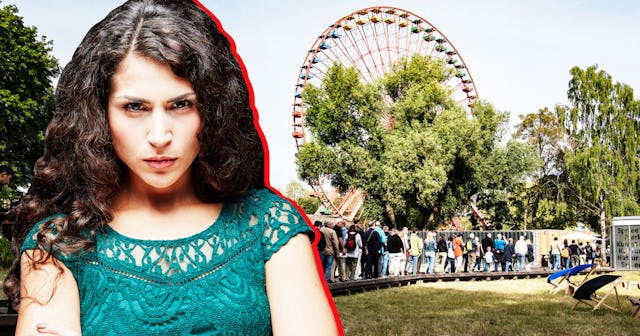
<box><xmin>15</xmin><ymin>250</ymin><xmax>81</xmax><ymax>336</ymax></box>
<box><xmin>265</xmin><ymin>234</ymin><xmax>341</xmax><ymax>336</ymax></box>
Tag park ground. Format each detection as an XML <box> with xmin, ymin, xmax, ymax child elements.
<box><xmin>334</xmin><ymin>271</ymin><xmax>640</xmax><ymax>336</ymax></box>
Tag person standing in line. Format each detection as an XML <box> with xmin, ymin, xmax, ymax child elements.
<box><xmin>356</xmin><ymin>221</ymin><xmax>367</xmax><ymax>279</ymax></box>
<box><xmin>474</xmin><ymin>236</ymin><xmax>483</xmax><ymax>272</ymax></box>
<box><xmin>578</xmin><ymin>242</ymin><xmax>587</xmax><ymax>265</ymax></box>
<box><xmin>561</xmin><ymin>240</ymin><xmax>570</xmax><ymax>269</ymax></box>
<box><xmin>525</xmin><ymin>239</ymin><xmax>535</xmax><ymax>271</ymax></box>
<box><xmin>364</xmin><ymin>222</ymin><xmax>383</xmax><ymax>279</ymax></box>
<box><xmin>344</xmin><ymin>224</ymin><xmax>362</xmax><ymax>281</ymax></box>
<box><xmin>313</xmin><ymin>221</ymin><xmax>326</xmax><ymax>266</ymax></box>
<box><xmin>320</xmin><ymin>222</ymin><xmax>340</xmax><ymax>282</ymax></box>
<box><xmin>406</xmin><ymin>227</ymin><xmax>423</xmax><ymax>275</ymax></box>
<box><xmin>379</xmin><ymin>225</ymin><xmax>390</xmax><ymax>277</ymax></box>
<box><xmin>399</xmin><ymin>227</ymin><xmax>409</xmax><ymax>276</ymax></box>
<box><xmin>445</xmin><ymin>236</ymin><xmax>456</xmax><ymax>273</ymax></box>
<box><xmin>568</xmin><ymin>240</ymin><xmax>580</xmax><ymax>267</ymax></box>
<box><xmin>375</xmin><ymin>221</ymin><xmax>389</xmax><ymax>277</ymax></box>
<box><xmin>463</xmin><ymin>233</ymin><xmax>475</xmax><ymax>273</ymax></box>
<box><xmin>333</xmin><ymin>220</ymin><xmax>347</xmax><ymax>282</ymax></box>
<box><xmin>423</xmin><ymin>231</ymin><xmax>437</xmax><ymax>274</ymax></box>
<box><xmin>481</xmin><ymin>233</ymin><xmax>494</xmax><ymax>272</ymax></box>
<box><xmin>436</xmin><ymin>234</ymin><xmax>448</xmax><ymax>273</ymax></box>
<box><xmin>452</xmin><ymin>234</ymin><xmax>464</xmax><ymax>273</ymax></box>
<box><xmin>514</xmin><ymin>236</ymin><xmax>528</xmax><ymax>271</ymax></box>
<box><xmin>503</xmin><ymin>237</ymin><xmax>515</xmax><ymax>272</ymax></box>
<box><xmin>386</xmin><ymin>228</ymin><xmax>405</xmax><ymax>277</ymax></box>
<box><xmin>493</xmin><ymin>233</ymin><xmax>507</xmax><ymax>271</ymax></box>
<box><xmin>585</xmin><ymin>240</ymin><xmax>596</xmax><ymax>265</ymax></box>
<box><xmin>549</xmin><ymin>236</ymin><xmax>563</xmax><ymax>271</ymax></box>
<box><xmin>484</xmin><ymin>246</ymin><xmax>495</xmax><ymax>271</ymax></box>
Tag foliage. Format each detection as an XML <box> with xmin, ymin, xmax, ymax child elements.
<box><xmin>282</xmin><ymin>180</ymin><xmax>319</xmax><ymax>215</ymax></box>
<box><xmin>516</xmin><ymin>66</ymin><xmax>640</xmax><ymax>232</ymax></box>
<box><xmin>0</xmin><ymin>3</ymin><xmax>59</xmax><ymax>190</ymax></box>
<box><xmin>0</xmin><ymin>236</ymin><xmax>11</xmax><ymax>267</ymax></box>
<box><xmin>297</xmin><ymin>55</ymin><xmax>533</xmax><ymax>229</ymax></box>
<box><xmin>557</xmin><ymin>66</ymin><xmax>640</xmax><ymax>235</ymax></box>
<box><xmin>295</xmin><ymin>196</ymin><xmax>319</xmax><ymax>215</ymax></box>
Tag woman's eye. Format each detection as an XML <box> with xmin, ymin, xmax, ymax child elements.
<box><xmin>124</xmin><ymin>102</ymin><xmax>145</xmax><ymax>111</ymax></box>
<box><xmin>174</xmin><ymin>100</ymin><xmax>193</xmax><ymax>109</ymax></box>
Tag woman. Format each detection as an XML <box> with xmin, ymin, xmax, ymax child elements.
<box><xmin>422</xmin><ymin>231</ymin><xmax>436</xmax><ymax>274</ymax></box>
<box><xmin>4</xmin><ymin>1</ymin><xmax>339</xmax><ymax>335</ymax></box>
<box><xmin>386</xmin><ymin>228</ymin><xmax>405</xmax><ymax>277</ymax></box>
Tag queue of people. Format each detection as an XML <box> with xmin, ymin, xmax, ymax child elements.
<box><xmin>313</xmin><ymin>220</ymin><xmax>542</xmax><ymax>282</ymax></box>
<box><xmin>548</xmin><ymin>236</ymin><xmax>600</xmax><ymax>271</ymax></box>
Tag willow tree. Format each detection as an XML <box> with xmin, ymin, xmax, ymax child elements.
<box><xmin>557</xmin><ymin>65</ymin><xmax>640</xmax><ymax>262</ymax></box>
<box><xmin>296</xmin><ymin>55</ymin><xmax>529</xmax><ymax>228</ymax></box>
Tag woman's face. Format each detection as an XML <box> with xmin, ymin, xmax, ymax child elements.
<box><xmin>108</xmin><ymin>53</ymin><xmax>201</xmax><ymax>194</ymax></box>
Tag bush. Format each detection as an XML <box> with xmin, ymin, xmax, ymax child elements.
<box><xmin>0</xmin><ymin>237</ymin><xmax>13</xmax><ymax>267</ymax></box>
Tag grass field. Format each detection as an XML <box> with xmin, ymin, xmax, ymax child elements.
<box><xmin>333</xmin><ymin>271</ymin><xmax>640</xmax><ymax>336</ymax></box>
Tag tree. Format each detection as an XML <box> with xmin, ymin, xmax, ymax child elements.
<box><xmin>0</xmin><ymin>3</ymin><xmax>59</xmax><ymax>191</ymax></box>
<box><xmin>515</xmin><ymin>108</ymin><xmax>575</xmax><ymax>229</ymax></box>
<box><xmin>282</xmin><ymin>180</ymin><xmax>320</xmax><ymax>215</ymax></box>
<box><xmin>556</xmin><ymin>65</ymin><xmax>640</xmax><ymax>263</ymax></box>
<box><xmin>297</xmin><ymin>55</ymin><xmax>532</xmax><ymax>229</ymax></box>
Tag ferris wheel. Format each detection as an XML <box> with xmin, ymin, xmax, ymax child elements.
<box><xmin>291</xmin><ymin>6</ymin><xmax>479</xmax><ymax>217</ymax></box>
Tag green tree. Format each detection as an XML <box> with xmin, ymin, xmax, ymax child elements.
<box><xmin>515</xmin><ymin>108</ymin><xmax>575</xmax><ymax>229</ymax></box>
<box><xmin>297</xmin><ymin>56</ymin><xmax>532</xmax><ymax>229</ymax></box>
<box><xmin>556</xmin><ymin>65</ymin><xmax>640</xmax><ymax>262</ymax></box>
<box><xmin>474</xmin><ymin>140</ymin><xmax>540</xmax><ymax>229</ymax></box>
<box><xmin>0</xmin><ymin>3</ymin><xmax>59</xmax><ymax>191</ymax></box>
<box><xmin>282</xmin><ymin>180</ymin><xmax>320</xmax><ymax>214</ymax></box>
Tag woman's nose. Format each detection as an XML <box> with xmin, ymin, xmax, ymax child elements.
<box><xmin>146</xmin><ymin>110</ymin><xmax>173</xmax><ymax>147</ymax></box>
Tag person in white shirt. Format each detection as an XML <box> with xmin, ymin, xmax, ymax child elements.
<box><xmin>514</xmin><ymin>236</ymin><xmax>528</xmax><ymax>271</ymax></box>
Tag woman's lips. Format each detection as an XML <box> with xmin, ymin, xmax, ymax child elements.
<box><xmin>145</xmin><ymin>157</ymin><xmax>176</xmax><ymax>169</ymax></box>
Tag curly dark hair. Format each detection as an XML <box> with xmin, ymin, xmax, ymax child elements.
<box><xmin>4</xmin><ymin>0</ymin><xmax>265</xmax><ymax>306</ymax></box>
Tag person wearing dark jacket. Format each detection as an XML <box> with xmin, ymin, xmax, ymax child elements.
<box><xmin>569</xmin><ymin>240</ymin><xmax>580</xmax><ymax>267</ymax></box>
<box><xmin>481</xmin><ymin>233</ymin><xmax>494</xmax><ymax>272</ymax></box>
<box><xmin>387</xmin><ymin>229</ymin><xmax>405</xmax><ymax>276</ymax></box>
<box><xmin>503</xmin><ymin>238</ymin><xmax>515</xmax><ymax>271</ymax></box>
<box><xmin>435</xmin><ymin>234</ymin><xmax>448</xmax><ymax>273</ymax></box>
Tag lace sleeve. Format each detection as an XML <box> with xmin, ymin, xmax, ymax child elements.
<box><xmin>257</xmin><ymin>189</ymin><xmax>312</xmax><ymax>262</ymax></box>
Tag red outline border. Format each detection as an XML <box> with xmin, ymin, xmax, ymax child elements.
<box><xmin>192</xmin><ymin>1</ymin><xmax>343</xmax><ymax>334</ymax></box>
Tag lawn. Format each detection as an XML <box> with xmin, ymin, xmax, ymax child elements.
<box><xmin>333</xmin><ymin>271</ymin><xmax>640</xmax><ymax>336</ymax></box>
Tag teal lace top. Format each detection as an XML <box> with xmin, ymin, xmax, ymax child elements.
<box><xmin>21</xmin><ymin>188</ymin><xmax>312</xmax><ymax>335</ymax></box>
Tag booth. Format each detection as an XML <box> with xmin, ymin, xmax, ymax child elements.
<box><xmin>611</xmin><ymin>216</ymin><xmax>640</xmax><ymax>270</ymax></box>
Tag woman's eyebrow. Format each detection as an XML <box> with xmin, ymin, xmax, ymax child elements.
<box><xmin>167</xmin><ymin>92</ymin><xmax>196</xmax><ymax>104</ymax></box>
<box><xmin>113</xmin><ymin>92</ymin><xmax>196</xmax><ymax>104</ymax></box>
<box><xmin>115</xmin><ymin>95</ymin><xmax>149</xmax><ymax>104</ymax></box>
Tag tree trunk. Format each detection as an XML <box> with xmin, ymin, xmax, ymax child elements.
<box><xmin>385</xmin><ymin>201</ymin><xmax>396</xmax><ymax>228</ymax></box>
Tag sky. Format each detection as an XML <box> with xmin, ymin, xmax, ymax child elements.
<box><xmin>5</xmin><ymin>0</ymin><xmax>640</xmax><ymax>191</ymax></box>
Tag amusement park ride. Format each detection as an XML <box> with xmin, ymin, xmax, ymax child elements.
<box><xmin>291</xmin><ymin>7</ymin><xmax>488</xmax><ymax>229</ymax></box>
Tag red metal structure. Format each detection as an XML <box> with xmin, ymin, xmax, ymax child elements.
<box><xmin>292</xmin><ymin>7</ymin><xmax>480</xmax><ymax>219</ymax></box>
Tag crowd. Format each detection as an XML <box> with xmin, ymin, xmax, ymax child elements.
<box><xmin>548</xmin><ymin>236</ymin><xmax>600</xmax><ymax>271</ymax></box>
<box><xmin>313</xmin><ymin>219</ymin><xmax>549</xmax><ymax>282</ymax></box>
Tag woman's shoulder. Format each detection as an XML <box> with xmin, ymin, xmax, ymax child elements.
<box><xmin>235</xmin><ymin>188</ymin><xmax>291</xmax><ymax>209</ymax></box>
<box><xmin>20</xmin><ymin>214</ymin><xmax>67</xmax><ymax>253</ymax></box>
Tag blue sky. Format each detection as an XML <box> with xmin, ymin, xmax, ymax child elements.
<box><xmin>6</xmin><ymin>0</ymin><xmax>640</xmax><ymax>191</ymax></box>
